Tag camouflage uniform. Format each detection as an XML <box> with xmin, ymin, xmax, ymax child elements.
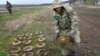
<box><xmin>53</xmin><ymin>5</ymin><xmax>81</xmax><ymax>56</ymax></box>
<box><xmin>6</xmin><ymin>1</ymin><xmax>12</xmax><ymax>15</ymax></box>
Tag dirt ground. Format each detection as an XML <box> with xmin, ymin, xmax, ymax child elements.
<box><xmin>77</xmin><ymin>8</ymin><xmax>100</xmax><ymax>56</ymax></box>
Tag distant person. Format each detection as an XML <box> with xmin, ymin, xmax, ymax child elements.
<box><xmin>6</xmin><ymin>1</ymin><xmax>12</xmax><ymax>15</ymax></box>
<box><xmin>52</xmin><ymin>3</ymin><xmax>81</xmax><ymax>56</ymax></box>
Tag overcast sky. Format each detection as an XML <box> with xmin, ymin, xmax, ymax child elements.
<box><xmin>0</xmin><ymin>0</ymin><xmax>67</xmax><ymax>4</ymax></box>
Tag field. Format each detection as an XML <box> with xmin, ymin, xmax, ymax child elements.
<box><xmin>0</xmin><ymin>7</ymin><xmax>48</xmax><ymax>56</ymax></box>
<box><xmin>0</xmin><ymin>6</ymin><xmax>100</xmax><ymax>56</ymax></box>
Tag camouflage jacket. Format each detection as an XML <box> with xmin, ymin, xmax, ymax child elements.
<box><xmin>6</xmin><ymin>3</ymin><xmax>12</xmax><ymax>9</ymax></box>
<box><xmin>52</xmin><ymin>6</ymin><xmax>79</xmax><ymax>36</ymax></box>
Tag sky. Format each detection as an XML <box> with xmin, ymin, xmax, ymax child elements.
<box><xmin>0</xmin><ymin>0</ymin><xmax>67</xmax><ymax>4</ymax></box>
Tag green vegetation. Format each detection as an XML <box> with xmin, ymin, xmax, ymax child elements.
<box><xmin>0</xmin><ymin>8</ymin><xmax>42</xmax><ymax>25</ymax></box>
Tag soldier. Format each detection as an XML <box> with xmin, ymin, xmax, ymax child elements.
<box><xmin>52</xmin><ymin>4</ymin><xmax>81</xmax><ymax>56</ymax></box>
<box><xmin>6</xmin><ymin>1</ymin><xmax>12</xmax><ymax>15</ymax></box>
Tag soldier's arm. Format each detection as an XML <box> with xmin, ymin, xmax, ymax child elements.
<box><xmin>68</xmin><ymin>6</ymin><xmax>79</xmax><ymax>33</ymax></box>
<box><xmin>52</xmin><ymin>14</ymin><xmax>59</xmax><ymax>33</ymax></box>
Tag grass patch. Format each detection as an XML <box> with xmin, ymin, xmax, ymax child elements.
<box><xmin>0</xmin><ymin>7</ymin><xmax>43</xmax><ymax>26</ymax></box>
<box><xmin>0</xmin><ymin>32</ymin><xmax>13</xmax><ymax>56</ymax></box>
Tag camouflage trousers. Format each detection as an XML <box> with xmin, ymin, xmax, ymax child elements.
<box><xmin>58</xmin><ymin>29</ymin><xmax>81</xmax><ymax>56</ymax></box>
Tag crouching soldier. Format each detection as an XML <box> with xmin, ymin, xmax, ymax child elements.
<box><xmin>6</xmin><ymin>1</ymin><xmax>12</xmax><ymax>15</ymax></box>
<box><xmin>52</xmin><ymin>4</ymin><xmax>81</xmax><ymax>56</ymax></box>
